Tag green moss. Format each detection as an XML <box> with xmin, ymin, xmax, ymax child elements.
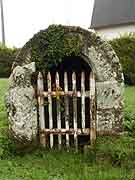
<box><xmin>29</xmin><ymin>25</ymin><xmax>84</xmax><ymax>71</ymax></box>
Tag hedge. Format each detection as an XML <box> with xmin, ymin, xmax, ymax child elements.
<box><xmin>0</xmin><ymin>44</ymin><xmax>19</xmax><ymax>78</ymax></box>
<box><xmin>110</xmin><ymin>33</ymin><xmax>135</xmax><ymax>85</ymax></box>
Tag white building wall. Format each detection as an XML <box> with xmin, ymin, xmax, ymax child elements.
<box><xmin>94</xmin><ymin>24</ymin><xmax>135</xmax><ymax>40</ymax></box>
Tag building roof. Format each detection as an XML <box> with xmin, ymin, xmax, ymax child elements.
<box><xmin>90</xmin><ymin>0</ymin><xmax>135</xmax><ymax>29</ymax></box>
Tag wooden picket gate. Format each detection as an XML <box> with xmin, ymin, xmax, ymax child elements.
<box><xmin>37</xmin><ymin>71</ymin><xmax>96</xmax><ymax>151</ymax></box>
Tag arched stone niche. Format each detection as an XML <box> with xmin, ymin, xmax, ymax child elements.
<box><xmin>6</xmin><ymin>25</ymin><xmax>124</xmax><ymax>147</ymax></box>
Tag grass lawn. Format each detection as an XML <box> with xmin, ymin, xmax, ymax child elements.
<box><xmin>0</xmin><ymin>79</ymin><xmax>135</xmax><ymax>180</ymax></box>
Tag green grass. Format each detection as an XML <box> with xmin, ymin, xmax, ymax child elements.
<box><xmin>124</xmin><ymin>86</ymin><xmax>135</xmax><ymax>135</ymax></box>
<box><xmin>0</xmin><ymin>150</ymin><xmax>131</xmax><ymax>180</ymax></box>
<box><xmin>0</xmin><ymin>79</ymin><xmax>135</xmax><ymax>180</ymax></box>
<box><xmin>0</xmin><ymin>79</ymin><xmax>9</xmax><ymax>134</ymax></box>
<box><xmin>124</xmin><ymin>86</ymin><xmax>135</xmax><ymax>113</ymax></box>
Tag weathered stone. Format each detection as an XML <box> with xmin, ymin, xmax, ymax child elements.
<box><xmin>97</xmin><ymin>109</ymin><xmax>115</xmax><ymax>131</ymax></box>
<box><xmin>96</xmin><ymin>81</ymin><xmax>124</xmax><ymax>109</ymax></box>
<box><xmin>6</xmin><ymin>62</ymin><xmax>37</xmax><ymax>146</ymax></box>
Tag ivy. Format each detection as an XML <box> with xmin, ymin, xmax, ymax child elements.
<box><xmin>29</xmin><ymin>25</ymin><xmax>84</xmax><ymax>71</ymax></box>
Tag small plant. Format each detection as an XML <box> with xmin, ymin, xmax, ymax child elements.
<box><xmin>124</xmin><ymin>111</ymin><xmax>135</xmax><ymax>136</ymax></box>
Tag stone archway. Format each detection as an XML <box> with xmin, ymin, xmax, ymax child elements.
<box><xmin>6</xmin><ymin>25</ymin><xmax>124</xmax><ymax>147</ymax></box>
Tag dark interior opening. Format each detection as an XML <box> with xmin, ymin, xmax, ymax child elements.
<box><xmin>43</xmin><ymin>56</ymin><xmax>91</xmax><ymax>90</ymax></box>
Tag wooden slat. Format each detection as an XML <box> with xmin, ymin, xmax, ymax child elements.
<box><xmin>89</xmin><ymin>72</ymin><xmax>96</xmax><ymax>145</ymax></box>
<box><xmin>72</xmin><ymin>72</ymin><xmax>78</xmax><ymax>151</ymax></box>
<box><xmin>37</xmin><ymin>72</ymin><xmax>46</xmax><ymax>147</ymax></box>
<box><xmin>64</xmin><ymin>72</ymin><xmax>70</xmax><ymax>148</ymax></box>
<box><xmin>81</xmin><ymin>72</ymin><xmax>85</xmax><ymax>129</ymax></box>
<box><xmin>47</xmin><ymin>72</ymin><xmax>53</xmax><ymax>148</ymax></box>
<box><xmin>40</xmin><ymin>128</ymin><xmax>90</xmax><ymax>135</ymax></box>
<box><xmin>56</xmin><ymin>72</ymin><xmax>62</xmax><ymax>150</ymax></box>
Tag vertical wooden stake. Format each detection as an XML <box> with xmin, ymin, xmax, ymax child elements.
<box><xmin>64</xmin><ymin>72</ymin><xmax>70</xmax><ymax>149</ymax></box>
<box><xmin>56</xmin><ymin>72</ymin><xmax>62</xmax><ymax>150</ymax></box>
<box><xmin>89</xmin><ymin>72</ymin><xmax>96</xmax><ymax>145</ymax></box>
<box><xmin>81</xmin><ymin>72</ymin><xmax>85</xmax><ymax>130</ymax></box>
<box><xmin>37</xmin><ymin>72</ymin><xmax>46</xmax><ymax>147</ymax></box>
<box><xmin>72</xmin><ymin>72</ymin><xmax>78</xmax><ymax>151</ymax></box>
<box><xmin>47</xmin><ymin>72</ymin><xmax>54</xmax><ymax>148</ymax></box>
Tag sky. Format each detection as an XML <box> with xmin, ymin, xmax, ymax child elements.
<box><xmin>0</xmin><ymin>0</ymin><xmax>94</xmax><ymax>48</ymax></box>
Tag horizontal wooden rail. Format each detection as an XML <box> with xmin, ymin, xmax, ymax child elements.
<box><xmin>42</xmin><ymin>91</ymin><xmax>90</xmax><ymax>97</ymax></box>
<box><xmin>40</xmin><ymin>128</ymin><xmax>90</xmax><ymax>135</ymax></box>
